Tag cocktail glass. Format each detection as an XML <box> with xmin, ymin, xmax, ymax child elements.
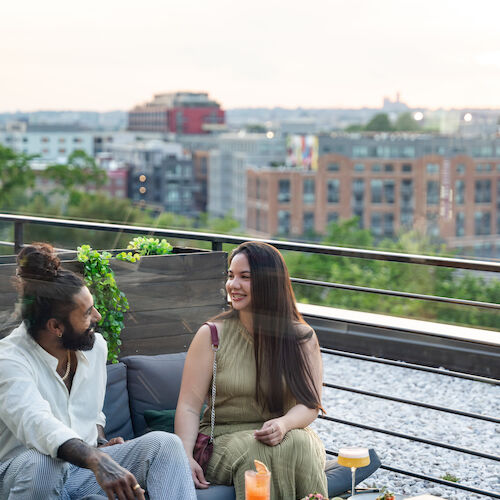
<box><xmin>337</xmin><ymin>447</ymin><xmax>370</xmax><ymax>498</ymax></box>
<box><xmin>245</xmin><ymin>469</ymin><xmax>271</xmax><ymax>500</ymax></box>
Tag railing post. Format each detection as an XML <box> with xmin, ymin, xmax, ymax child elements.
<box><xmin>14</xmin><ymin>222</ymin><xmax>24</xmax><ymax>254</ymax></box>
<box><xmin>211</xmin><ymin>241</ymin><xmax>223</xmax><ymax>251</ymax></box>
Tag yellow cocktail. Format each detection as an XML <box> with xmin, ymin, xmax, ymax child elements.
<box><xmin>338</xmin><ymin>447</ymin><xmax>370</xmax><ymax>498</ymax></box>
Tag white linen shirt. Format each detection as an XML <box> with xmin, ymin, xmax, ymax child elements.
<box><xmin>0</xmin><ymin>322</ymin><xmax>107</xmax><ymax>462</ymax></box>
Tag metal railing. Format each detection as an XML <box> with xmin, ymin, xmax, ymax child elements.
<box><xmin>0</xmin><ymin>213</ymin><xmax>499</xmax><ymax>498</ymax></box>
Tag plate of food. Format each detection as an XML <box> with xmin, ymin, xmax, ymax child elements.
<box><xmin>343</xmin><ymin>488</ymin><xmax>407</xmax><ymax>500</ymax></box>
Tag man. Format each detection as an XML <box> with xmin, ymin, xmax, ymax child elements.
<box><xmin>0</xmin><ymin>243</ymin><xmax>197</xmax><ymax>499</ymax></box>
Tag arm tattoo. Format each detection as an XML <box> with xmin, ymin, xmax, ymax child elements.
<box><xmin>57</xmin><ymin>438</ymin><xmax>98</xmax><ymax>468</ymax></box>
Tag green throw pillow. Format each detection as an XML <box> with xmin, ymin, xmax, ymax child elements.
<box><xmin>144</xmin><ymin>405</ymin><xmax>207</xmax><ymax>434</ymax></box>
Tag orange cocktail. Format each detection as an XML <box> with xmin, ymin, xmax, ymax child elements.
<box><xmin>245</xmin><ymin>460</ymin><xmax>271</xmax><ymax>500</ymax></box>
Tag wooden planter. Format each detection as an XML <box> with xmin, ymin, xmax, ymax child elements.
<box><xmin>0</xmin><ymin>248</ymin><xmax>228</xmax><ymax>356</ymax></box>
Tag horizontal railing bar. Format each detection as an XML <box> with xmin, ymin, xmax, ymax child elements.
<box><xmin>292</xmin><ymin>277</ymin><xmax>500</xmax><ymax>310</ymax></box>
<box><xmin>326</xmin><ymin>450</ymin><xmax>500</xmax><ymax>498</ymax></box>
<box><xmin>1</xmin><ymin>214</ymin><xmax>499</xmax><ymax>272</ymax></box>
<box><xmin>319</xmin><ymin>415</ymin><xmax>500</xmax><ymax>461</ymax></box>
<box><xmin>322</xmin><ymin>382</ymin><xmax>500</xmax><ymax>423</ymax></box>
<box><xmin>320</xmin><ymin>348</ymin><xmax>500</xmax><ymax>385</ymax></box>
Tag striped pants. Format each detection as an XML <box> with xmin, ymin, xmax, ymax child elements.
<box><xmin>0</xmin><ymin>431</ymin><xmax>196</xmax><ymax>500</ymax></box>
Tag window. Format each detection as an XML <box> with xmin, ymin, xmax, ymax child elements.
<box><xmin>384</xmin><ymin>213</ymin><xmax>394</xmax><ymax>237</ymax></box>
<box><xmin>303</xmin><ymin>178</ymin><xmax>315</xmax><ymax>203</ymax></box>
<box><xmin>384</xmin><ymin>164</ymin><xmax>394</xmax><ymax>172</ymax></box>
<box><xmin>41</xmin><ymin>137</ymin><xmax>50</xmax><ymax>143</ymax></box>
<box><xmin>426</xmin><ymin>163</ymin><xmax>440</xmax><ymax>174</ymax></box>
<box><xmin>58</xmin><ymin>148</ymin><xmax>66</xmax><ymax>154</ymax></box>
<box><xmin>456</xmin><ymin>212</ymin><xmax>465</xmax><ymax>237</ymax></box>
<box><xmin>327</xmin><ymin>179</ymin><xmax>340</xmax><ymax>203</ymax></box>
<box><xmin>456</xmin><ymin>163</ymin><xmax>466</xmax><ymax>174</ymax></box>
<box><xmin>402</xmin><ymin>164</ymin><xmax>412</xmax><ymax>173</ymax></box>
<box><xmin>371</xmin><ymin>179</ymin><xmax>383</xmax><ymax>203</ymax></box>
<box><xmin>277</xmin><ymin>210</ymin><xmax>290</xmax><ymax>235</ymax></box>
<box><xmin>371</xmin><ymin>213</ymin><xmax>383</xmax><ymax>237</ymax></box>
<box><xmin>353</xmin><ymin>146</ymin><xmax>368</xmax><ymax>157</ymax></box>
<box><xmin>383</xmin><ymin>180</ymin><xmax>395</xmax><ymax>204</ymax></box>
<box><xmin>426</xmin><ymin>212</ymin><xmax>439</xmax><ymax>237</ymax></box>
<box><xmin>475</xmin><ymin>180</ymin><xmax>491</xmax><ymax>203</ymax></box>
<box><xmin>352</xmin><ymin>179</ymin><xmax>364</xmax><ymax>208</ymax></box>
<box><xmin>327</xmin><ymin>212</ymin><xmax>338</xmax><ymax>225</ymax></box>
<box><xmin>455</xmin><ymin>180</ymin><xmax>465</xmax><ymax>204</ymax></box>
<box><xmin>327</xmin><ymin>162</ymin><xmax>339</xmax><ymax>172</ymax></box>
<box><xmin>371</xmin><ymin>163</ymin><xmax>382</xmax><ymax>172</ymax></box>
<box><xmin>401</xmin><ymin>179</ymin><xmax>414</xmax><ymax>205</ymax></box>
<box><xmin>73</xmin><ymin>137</ymin><xmax>83</xmax><ymax>143</ymax></box>
<box><xmin>303</xmin><ymin>212</ymin><xmax>315</xmax><ymax>233</ymax></box>
<box><xmin>426</xmin><ymin>181</ymin><xmax>439</xmax><ymax>205</ymax></box>
<box><xmin>278</xmin><ymin>179</ymin><xmax>290</xmax><ymax>203</ymax></box>
<box><xmin>255</xmin><ymin>178</ymin><xmax>260</xmax><ymax>199</ymax></box>
<box><xmin>400</xmin><ymin>209</ymin><xmax>413</xmax><ymax>227</ymax></box>
<box><xmin>354</xmin><ymin>163</ymin><xmax>364</xmax><ymax>172</ymax></box>
<box><xmin>475</xmin><ymin>211</ymin><xmax>491</xmax><ymax>236</ymax></box>
<box><xmin>476</xmin><ymin>163</ymin><xmax>493</xmax><ymax>173</ymax></box>
<box><xmin>58</xmin><ymin>138</ymin><xmax>66</xmax><ymax>143</ymax></box>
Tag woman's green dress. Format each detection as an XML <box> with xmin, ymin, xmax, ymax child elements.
<box><xmin>199</xmin><ymin>317</ymin><xmax>327</xmax><ymax>500</ymax></box>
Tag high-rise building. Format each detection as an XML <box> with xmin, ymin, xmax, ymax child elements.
<box><xmin>246</xmin><ymin>134</ymin><xmax>500</xmax><ymax>258</ymax></box>
<box><xmin>127</xmin><ymin>92</ymin><xmax>226</xmax><ymax>135</ymax></box>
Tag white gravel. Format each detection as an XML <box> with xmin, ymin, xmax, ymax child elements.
<box><xmin>311</xmin><ymin>353</ymin><xmax>500</xmax><ymax>499</ymax></box>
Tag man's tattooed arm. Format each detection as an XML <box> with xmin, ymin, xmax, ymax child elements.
<box><xmin>58</xmin><ymin>439</ymin><xmax>145</xmax><ymax>499</ymax></box>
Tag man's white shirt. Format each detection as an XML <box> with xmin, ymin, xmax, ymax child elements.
<box><xmin>0</xmin><ymin>323</ymin><xmax>107</xmax><ymax>462</ymax></box>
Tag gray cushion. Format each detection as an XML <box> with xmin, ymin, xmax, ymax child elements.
<box><xmin>103</xmin><ymin>362</ymin><xmax>134</xmax><ymax>441</ymax></box>
<box><xmin>121</xmin><ymin>352</ymin><xmax>187</xmax><ymax>436</ymax></box>
<box><xmin>196</xmin><ymin>485</ymin><xmax>235</xmax><ymax>500</ymax></box>
<box><xmin>326</xmin><ymin>448</ymin><xmax>381</xmax><ymax>497</ymax></box>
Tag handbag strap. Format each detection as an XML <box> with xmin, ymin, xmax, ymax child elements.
<box><xmin>204</xmin><ymin>322</ymin><xmax>219</xmax><ymax>442</ymax></box>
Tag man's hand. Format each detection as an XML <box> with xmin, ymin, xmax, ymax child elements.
<box><xmin>98</xmin><ymin>436</ymin><xmax>125</xmax><ymax>448</ymax></box>
<box><xmin>189</xmin><ymin>456</ymin><xmax>210</xmax><ymax>489</ymax></box>
<box><xmin>58</xmin><ymin>438</ymin><xmax>145</xmax><ymax>499</ymax></box>
<box><xmin>254</xmin><ymin>418</ymin><xmax>287</xmax><ymax>446</ymax></box>
<box><xmin>91</xmin><ymin>452</ymin><xmax>145</xmax><ymax>500</ymax></box>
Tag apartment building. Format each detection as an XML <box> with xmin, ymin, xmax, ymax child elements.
<box><xmin>127</xmin><ymin>92</ymin><xmax>225</xmax><ymax>135</ymax></box>
<box><xmin>246</xmin><ymin>134</ymin><xmax>500</xmax><ymax>257</ymax></box>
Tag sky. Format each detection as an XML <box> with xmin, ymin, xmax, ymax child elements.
<box><xmin>1</xmin><ymin>0</ymin><xmax>500</xmax><ymax>112</ymax></box>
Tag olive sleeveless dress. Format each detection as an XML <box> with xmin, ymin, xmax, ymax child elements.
<box><xmin>199</xmin><ymin>318</ymin><xmax>327</xmax><ymax>500</ymax></box>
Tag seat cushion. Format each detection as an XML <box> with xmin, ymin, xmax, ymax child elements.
<box><xmin>103</xmin><ymin>362</ymin><xmax>134</xmax><ymax>441</ymax></box>
<box><xmin>326</xmin><ymin>448</ymin><xmax>381</xmax><ymax>497</ymax></box>
<box><xmin>121</xmin><ymin>352</ymin><xmax>187</xmax><ymax>436</ymax></box>
<box><xmin>196</xmin><ymin>485</ymin><xmax>236</xmax><ymax>500</ymax></box>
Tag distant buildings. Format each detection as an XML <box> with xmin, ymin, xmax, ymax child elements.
<box><xmin>127</xmin><ymin>92</ymin><xmax>226</xmax><ymax>135</ymax></box>
<box><xmin>107</xmin><ymin>141</ymin><xmax>198</xmax><ymax>217</ymax></box>
<box><xmin>246</xmin><ymin>134</ymin><xmax>500</xmax><ymax>258</ymax></box>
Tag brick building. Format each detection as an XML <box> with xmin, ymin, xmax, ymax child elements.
<box><xmin>246</xmin><ymin>134</ymin><xmax>500</xmax><ymax>257</ymax></box>
<box><xmin>127</xmin><ymin>92</ymin><xmax>225</xmax><ymax>135</ymax></box>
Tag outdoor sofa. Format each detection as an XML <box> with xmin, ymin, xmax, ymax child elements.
<box><xmin>103</xmin><ymin>352</ymin><xmax>381</xmax><ymax>499</ymax></box>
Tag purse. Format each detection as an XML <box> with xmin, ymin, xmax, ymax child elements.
<box><xmin>193</xmin><ymin>322</ymin><xmax>219</xmax><ymax>474</ymax></box>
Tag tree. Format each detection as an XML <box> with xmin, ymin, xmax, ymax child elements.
<box><xmin>365</xmin><ymin>113</ymin><xmax>393</xmax><ymax>132</ymax></box>
<box><xmin>41</xmin><ymin>150</ymin><xmax>107</xmax><ymax>191</ymax></box>
<box><xmin>395</xmin><ymin>112</ymin><xmax>421</xmax><ymax>132</ymax></box>
<box><xmin>0</xmin><ymin>145</ymin><xmax>35</xmax><ymax>208</ymax></box>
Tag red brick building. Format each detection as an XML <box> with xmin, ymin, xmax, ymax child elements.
<box><xmin>127</xmin><ymin>92</ymin><xmax>225</xmax><ymax>135</ymax></box>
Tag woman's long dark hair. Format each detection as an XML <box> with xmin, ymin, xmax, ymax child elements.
<box><xmin>219</xmin><ymin>241</ymin><xmax>321</xmax><ymax>414</ymax></box>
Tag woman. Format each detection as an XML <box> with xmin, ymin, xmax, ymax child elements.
<box><xmin>175</xmin><ymin>241</ymin><xmax>328</xmax><ymax>499</ymax></box>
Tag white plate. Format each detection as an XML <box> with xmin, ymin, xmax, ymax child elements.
<box><xmin>346</xmin><ymin>493</ymin><xmax>407</xmax><ymax>500</ymax></box>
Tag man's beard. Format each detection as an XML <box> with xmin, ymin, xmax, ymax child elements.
<box><xmin>60</xmin><ymin>319</ymin><xmax>97</xmax><ymax>351</ymax></box>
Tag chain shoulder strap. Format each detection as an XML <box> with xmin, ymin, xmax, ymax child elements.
<box><xmin>204</xmin><ymin>322</ymin><xmax>219</xmax><ymax>443</ymax></box>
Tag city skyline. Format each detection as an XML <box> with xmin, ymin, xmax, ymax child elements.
<box><xmin>1</xmin><ymin>0</ymin><xmax>500</xmax><ymax>112</ymax></box>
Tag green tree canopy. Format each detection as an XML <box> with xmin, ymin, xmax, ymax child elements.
<box><xmin>395</xmin><ymin>112</ymin><xmax>422</xmax><ymax>132</ymax></box>
<box><xmin>365</xmin><ymin>113</ymin><xmax>393</xmax><ymax>131</ymax></box>
<box><xmin>0</xmin><ymin>145</ymin><xmax>35</xmax><ymax>208</ymax></box>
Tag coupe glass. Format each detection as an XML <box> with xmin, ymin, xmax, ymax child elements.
<box><xmin>337</xmin><ymin>447</ymin><xmax>370</xmax><ymax>498</ymax></box>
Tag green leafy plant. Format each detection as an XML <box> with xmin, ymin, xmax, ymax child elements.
<box><xmin>77</xmin><ymin>245</ymin><xmax>129</xmax><ymax>363</ymax></box>
<box><xmin>116</xmin><ymin>236</ymin><xmax>173</xmax><ymax>261</ymax></box>
<box><xmin>441</xmin><ymin>473</ymin><xmax>459</xmax><ymax>482</ymax></box>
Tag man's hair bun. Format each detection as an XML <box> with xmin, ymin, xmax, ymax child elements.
<box><xmin>16</xmin><ymin>243</ymin><xmax>61</xmax><ymax>281</ymax></box>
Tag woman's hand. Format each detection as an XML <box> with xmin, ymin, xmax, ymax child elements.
<box><xmin>254</xmin><ymin>418</ymin><xmax>287</xmax><ymax>446</ymax></box>
<box><xmin>189</xmin><ymin>456</ymin><xmax>210</xmax><ymax>489</ymax></box>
